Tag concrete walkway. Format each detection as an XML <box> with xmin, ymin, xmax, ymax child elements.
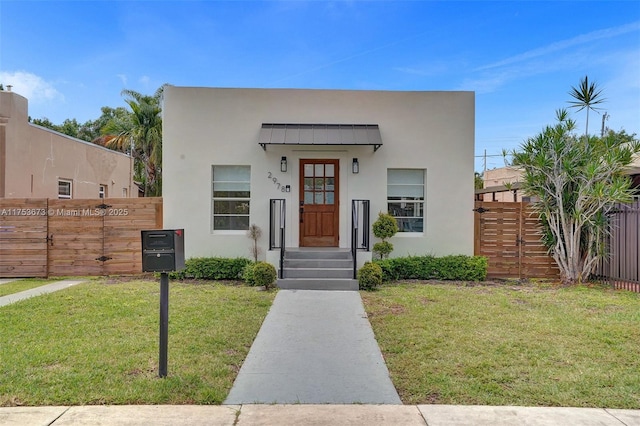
<box><xmin>2</xmin><ymin>404</ymin><xmax>639</xmax><ymax>426</ymax></box>
<box><xmin>224</xmin><ymin>290</ymin><xmax>401</xmax><ymax>404</ymax></box>
<box><xmin>0</xmin><ymin>279</ymin><xmax>85</xmax><ymax>307</ymax></box>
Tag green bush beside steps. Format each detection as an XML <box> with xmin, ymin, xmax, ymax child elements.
<box><xmin>167</xmin><ymin>254</ymin><xmax>487</xmax><ymax>289</ymax></box>
<box><xmin>374</xmin><ymin>255</ymin><xmax>487</xmax><ymax>283</ymax></box>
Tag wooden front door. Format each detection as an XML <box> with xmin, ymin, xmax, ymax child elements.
<box><xmin>299</xmin><ymin>159</ymin><xmax>339</xmax><ymax>247</ymax></box>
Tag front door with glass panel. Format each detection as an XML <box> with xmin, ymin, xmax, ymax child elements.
<box><xmin>299</xmin><ymin>159</ymin><xmax>339</xmax><ymax>247</ymax></box>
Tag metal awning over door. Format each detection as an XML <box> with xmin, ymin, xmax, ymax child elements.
<box><xmin>258</xmin><ymin>123</ymin><xmax>382</xmax><ymax>152</ymax></box>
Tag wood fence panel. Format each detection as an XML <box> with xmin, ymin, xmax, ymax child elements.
<box><xmin>474</xmin><ymin>201</ymin><xmax>559</xmax><ymax>279</ymax></box>
<box><xmin>0</xmin><ymin>198</ymin><xmax>163</xmax><ymax>278</ymax></box>
<box><xmin>520</xmin><ymin>204</ymin><xmax>560</xmax><ymax>278</ymax></box>
<box><xmin>47</xmin><ymin>199</ymin><xmax>107</xmax><ymax>276</ymax></box>
<box><xmin>474</xmin><ymin>202</ymin><xmax>521</xmax><ymax>278</ymax></box>
<box><xmin>102</xmin><ymin>198</ymin><xmax>163</xmax><ymax>275</ymax></box>
<box><xmin>0</xmin><ymin>199</ymin><xmax>48</xmax><ymax>277</ymax></box>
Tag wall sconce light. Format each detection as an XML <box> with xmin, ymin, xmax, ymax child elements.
<box><xmin>280</xmin><ymin>156</ymin><xmax>287</xmax><ymax>173</ymax></box>
<box><xmin>352</xmin><ymin>158</ymin><xmax>359</xmax><ymax>174</ymax></box>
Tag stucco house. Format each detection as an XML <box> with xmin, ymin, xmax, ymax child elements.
<box><xmin>0</xmin><ymin>89</ymin><xmax>136</xmax><ymax>199</ymax></box>
<box><xmin>162</xmin><ymin>87</ymin><xmax>474</xmax><ymax>288</ymax></box>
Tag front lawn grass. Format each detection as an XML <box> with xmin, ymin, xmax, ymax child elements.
<box><xmin>0</xmin><ymin>278</ymin><xmax>63</xmax><ymax>298</ymax></box>
<box><xmin>0</xmin><ymin>279</ymin><xmax>275</xmax><ymax>406</ymax></box>
<box><xmin>361</xmin><ymin>281</ymin><xmax>640</xmax><ymax>409</ymax></box>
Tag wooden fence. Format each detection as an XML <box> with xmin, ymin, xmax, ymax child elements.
<box><xmin>474</xmin><ymin>201</ymin><xmax>559</xmax><ymax>279</ymax></box>
<box><xmin>0</xmin><ymin>198</ymin><xmax>163</xmax><ymax>277</ymax></box>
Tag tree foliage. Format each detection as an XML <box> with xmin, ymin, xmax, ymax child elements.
<box><xmin>474</xmin><ymin>172</ymin><xmax>484</xmax><ymax>190</ymax></box>
<box><xmin>511</xmin><ymin>109</ymin><xmax>640</xmax><ymax>285</ymax></box>
<box><xmin>568</xmin><ymin>75</ymin><xmax>606</xmax><ymax>138</ymax></box>
<box><xmin>102</xmin><ymin>87</ymin><xmax>164</xmax><ymax>196</ymax></box>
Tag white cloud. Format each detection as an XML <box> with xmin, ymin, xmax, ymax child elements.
<box><xmin>0</xmin><ymin>71</ymin><xmax>63</xmax><ymax>103</ymax></box>
<box><xmin>117</xmin><ymin>74</ymin><xmax>128</xmax><ymax>85</ymax></box>
<box><xmin>476</xmin><ymin>21</ymin><xmax>640</xmax><ymax>72</ymax></box>
<box><xmin>139</xmin><ymin>75</ymin><xmax>150</xmax><ymax>86</ymax></box>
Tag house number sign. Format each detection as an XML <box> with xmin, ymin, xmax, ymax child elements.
<box><xmin>267</xmin><ymin>172</ymin><xmax>289</xmax><ymax>192</ymax></box>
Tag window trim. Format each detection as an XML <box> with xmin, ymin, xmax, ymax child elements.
<box><xmin>211</xmin><ymin>165</ymin><xmax>251</xmax><ymax>232</ymax></box>
<box><xmin>387</xmin><ymin>168</ymin><xmax>425</xmax><ymax>234</ymax></box>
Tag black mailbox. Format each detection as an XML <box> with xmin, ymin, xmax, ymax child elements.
<box><xmin>141</xmin><ymin>229</ymin><xmax>185</xmax><ymax>272</ymax></box>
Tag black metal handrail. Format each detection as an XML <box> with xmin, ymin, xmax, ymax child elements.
<box><xmin>351</xmin><ymin>199</ymin><xmax>371</xmax><ymax>279</ymax></box>
<box><xmin>269</xmin><ymin>199</ymin><xmax>286</xmax><ymax>279</ymax></box>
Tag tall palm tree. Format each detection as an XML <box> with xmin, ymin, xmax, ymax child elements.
<box><xmin>567</xmin><ymin>76</ymin><xmax>606</xmax><ymax>139</ymax></box>
<box><xmin>102</xmin><ymin>87</ymin><xmax>164</xmax><ymax>196</ymax></box>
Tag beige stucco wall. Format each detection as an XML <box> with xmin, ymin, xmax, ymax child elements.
<box><xmin>479</xmin><ymin>166</ymin><xmax>527</xmax><ymax>202</ymax></box>
<box><xmin>163</xmin><ymin>86</ymin><xmax>475</xmax><ymax>260</ymax></box>
<box><xmin>0</xmin><ymin>90</ymin><xmax>135</xmax><ymax>199</ymax></box>
<box><xmin>483</xmin><ymin>166</ymin><xmax>523</xmax><ymax>187</ymax></box>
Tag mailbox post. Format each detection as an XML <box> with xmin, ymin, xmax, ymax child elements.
<box><xmin>141</xmin><ymin>229</ymin><xmax>185</xmax><ymax>378</ymax></box>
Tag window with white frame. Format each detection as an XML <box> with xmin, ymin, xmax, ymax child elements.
<box><xmin>387</xmin><ymin>169</ymin><xmax>425</xmax><ymax>232</ymax></box>
<box><xmin>99</xmin><ymin>185</ymin><xmax>107</xmax><ymax>199</ymax></box>
<box><xmin>212</xmin><ymin>165</ymin><xmax>250</xmax><ymax>231</ymax></box>
<box><xmin>58</xmin><ymin>179</ymin><xmax>72</xmax><ymax>199</ymax></box>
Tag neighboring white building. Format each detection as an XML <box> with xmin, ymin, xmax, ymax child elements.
<box><xmin>162</xmin><ymin>87</ymin><xmax>475</xmax><ymax>268</ymax></box>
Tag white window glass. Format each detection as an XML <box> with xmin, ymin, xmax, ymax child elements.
<box><xmin>212</xmin><ymin>166</ymin><xmax>250</xmax><ymax>230</ymax></box>
<box><xmin>387</xmin><ymin>169</ymin><xmax>425</xmax><ymax>232</ymax></box>
<box><xmin>58</xmin><ymin>179</ymin><xmax>72</xmax><ymax>199</ymax></box>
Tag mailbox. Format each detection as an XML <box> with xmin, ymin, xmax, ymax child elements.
<box><xmin>141</xmin><ymin>229</ymin><xmax>185</xmax><ymax>272</ymax></box>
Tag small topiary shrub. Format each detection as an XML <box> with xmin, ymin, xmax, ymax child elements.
<box><xmin>372</xmin><ymin>212</ymin><xmax>398</xmax><ymax>259</ymax></box>
<box><xmin>372</xmin><ymin>241</ymin><xmax>393</xmax><ymax>259</ymax></box>
<box><xmin>252</xmin><ymin>261</ymin><xmax>277</xmax><ymax>290</ymax></box>
<box><xmin>358</xmin><ymin>261</ymin><xmax>383</xmax><ymax>291</ymax></box>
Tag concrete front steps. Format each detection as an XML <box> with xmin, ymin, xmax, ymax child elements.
<box><xmin>277</xmin><ymin>249</ymin><xmax>358</xmax><ymax>291</ymax></box>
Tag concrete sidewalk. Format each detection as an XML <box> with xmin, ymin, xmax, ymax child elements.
<box><xmin>0</xmin><ymin>279</ymin><xmax>85</xmax><ymax>307</ymax></box>
<box><xmin>224</xmin><ymin>290</ymin><xmax>401</xmax><ymax>404</ymax></box>
<box><xmin>1</xmin><ymin>404</ymin><xmax>638</xmax><ymax>426</ymax></box>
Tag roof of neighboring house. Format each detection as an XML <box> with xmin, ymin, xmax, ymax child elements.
<box><xmin>475</xmin><ymin>181</ymin><xmax>523</xmax><ymax>195</ymax></box>
<box><xmin>29</xmin><ymin>124</ymin><xmax>132</xmax><ymax>159</ymax></box>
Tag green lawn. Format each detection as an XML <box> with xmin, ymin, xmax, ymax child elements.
<box><xmin>0</xmin><ymin>279</ymin><xmax>63</xmax><ymax>298</ymax></box>
<box><xmin>0</xmin><ymin>279</ymin><xmax>275</xmax><ymax>406</ymax></box>
<box><xmin>2</xmin><ymin>278</ymin><xmax>639</xmax><ymax>408</ymax></box>
<box><xmin>361</xmin><ymin>281</ymin><xmax>640</xmax><ymax>408</ymax></box>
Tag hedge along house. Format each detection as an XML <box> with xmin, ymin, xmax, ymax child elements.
<box><xmin>162</xmin><ymin>87</ymin><xmax>475</xmax><ymax>290</ymax></box>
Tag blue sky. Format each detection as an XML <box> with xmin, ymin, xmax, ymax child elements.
<box><xmin>1</xmin><ymin>1</ymin><xmax>639</xmax><ymax>172</ymax></box>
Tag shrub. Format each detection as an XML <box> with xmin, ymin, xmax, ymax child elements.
<box><xmin>372</xmin><ymin>241</ymin><xmax>393</xmax><ymax>259</ymax></box>
<box><xmin>375</xmin><ymin>255</ymin><xmax>487</xmax><ymax>282</ymax></box>
<box><xmin>358</xmin><ymin>262</ymin><xmax>383</xmax><ymax>291</ymax></box>
<box><xmin>247</xmin><ymin>224</ymin><xmax>262</xmax><ymax>262</ymax></box>
<box><xmin>170</xmin><ymin>257</ymin><xmax>252</xmax><ymax>280</ymax></box>
<box><xmin>242</xmin><ymin>262</ymin><xmax>257</xmax><ymax>286</ymax></box>
<box><xmin>252</xmin><ymin>261</ymin><xmax>277</xmax><ymax>290</ymax></box>
<box><xmin>372</xmin><ymin>212</ymin><xmax>399</xmax><ymax>240</ymax></box>
<box><xmin>372</xmin><ymin>212</ymin><xmax>398</xmax><ymax>259</ymax></box>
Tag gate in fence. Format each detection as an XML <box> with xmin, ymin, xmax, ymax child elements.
<box><xmin>473</xmin><ymin>201</ymin><xmax>559</xmax><ymax>279</ymax></box>
<box><xmin>0</xmin><ymin>198</ymin><xmax>163</xmax><ymax>278</ymax></box>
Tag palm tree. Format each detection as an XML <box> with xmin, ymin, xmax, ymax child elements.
<box><xmin>567</xmin><ymin>76</ymin><xmax>606</xmax><ymax>139</ymax></box>
<box><xmin>102</xmin><ymin>87</ymin><xmax>164</xmax><ymax>196</ymax></box>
